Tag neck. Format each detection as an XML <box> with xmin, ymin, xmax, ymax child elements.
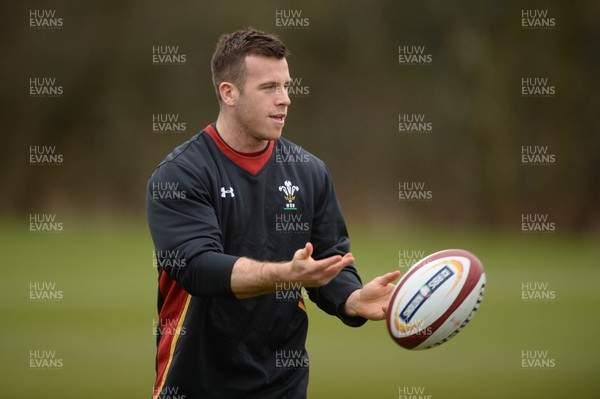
<box><xmin>215</xmin><ymin>114</ymin><xmax>269</xmax><ymax>153</ymax></box>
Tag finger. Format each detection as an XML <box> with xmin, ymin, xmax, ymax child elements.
<box><xmin>312</xmin><ymin>254</ymin><xmax>344</xmax><ymax>270</ymax></box>
<box><xmin>378</xmin><ymin>270</ymin><xmax>401</xmax><ymax>285</ymax></box>
<box><xmin>322</xmin><ymin>255</ymin><xmax>355</xmax><ymax>276</ymax></box>
<box><xmin>325</xmin><ymin>252</ymin><xmax>355</xmax><ymax>269</ymax></box>
<box><xmin>339</xmin><ymin>252</ymin><xmax>355</xmax><ymax>265</ymax></box>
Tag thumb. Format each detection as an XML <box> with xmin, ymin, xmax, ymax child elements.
<box><xmin>294</xmin><ymin>242</ymin><xmax>313</xmax><ymax>260</ymax></box>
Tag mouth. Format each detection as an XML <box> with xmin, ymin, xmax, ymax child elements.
<box><xmin>269</xmin><ymin>114</ymin><xmax>286</xmax><ymax>124</ymax></box>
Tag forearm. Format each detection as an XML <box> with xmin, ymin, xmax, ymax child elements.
<box><xmin>230</xmin><ymin>257</ymin><xmax>291</xmax><ymax>299</ymax></box>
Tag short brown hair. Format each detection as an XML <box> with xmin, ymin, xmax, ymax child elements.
<box><xmin>211</xmin><ymin>28</ymin><xmax>289</xmax><ymax>102</ymax></box>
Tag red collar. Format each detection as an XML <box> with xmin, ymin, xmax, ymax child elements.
<box><xmin>204</xmin><ymin>124</ymin><xmax>274</xmax><ymax>175</ymax></box>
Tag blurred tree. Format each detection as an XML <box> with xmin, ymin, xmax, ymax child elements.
<box><xmin>0</xmin><ymin>0</ymin><xmax>598</xmax><ymax>231</ymax></box>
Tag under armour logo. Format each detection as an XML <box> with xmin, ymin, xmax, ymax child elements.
<box><xmin>220</xmin><ymin>187</ymin><xmax>235</xmax><ymax>198</ymax></box>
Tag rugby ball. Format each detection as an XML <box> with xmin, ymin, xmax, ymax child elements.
<box><xmin>387</xmin><ymin>249</ymin><xmax>485</xmax><ymax>350</ymax></box>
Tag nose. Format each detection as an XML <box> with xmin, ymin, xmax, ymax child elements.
<box><xmin>276</xmin><ymin>87</ymin><xmax>291</xmax><ymax>107</ymax></box>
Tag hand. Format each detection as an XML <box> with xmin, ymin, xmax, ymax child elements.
<box><xmin>231</xmin><ymin>242</ymin><xmax>354</xmax><ymax>299</ymax></box>
<box><xmin>343</xmin><ymin>271</ymin><xmax>401</xmax><ymax>320</ymax></box>
<box><xmin>288</xmin><ymin>242</ymin><xmax>355</xmax><ymax>287</ymax></box>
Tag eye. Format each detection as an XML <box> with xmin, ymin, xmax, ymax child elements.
<box><xmin>279</xmin><ymin>82</ymin><xmax>291</xmax><ymax>93</ymax></box>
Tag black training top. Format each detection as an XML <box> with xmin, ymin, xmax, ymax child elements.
<box><xmin>147</xmin><ymin>124</ymin><xmax>366</xmax><ymax>399</ymax></box>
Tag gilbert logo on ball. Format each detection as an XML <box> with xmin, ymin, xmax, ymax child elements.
<box><xmin>387</xmin><ymin>249</ymin><xmax>485</xmax><ymax>350</ymax></box>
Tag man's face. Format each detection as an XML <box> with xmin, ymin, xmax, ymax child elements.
<box><xmin>233</xmin><ymin>55</ymin><xmax>291</xmax><ymax>142</ymax></box>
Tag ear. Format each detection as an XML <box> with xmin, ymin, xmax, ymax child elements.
<box><xmin>219</xmin><ymin>82</ymin><xmax>239</xmax><ymax>106</ymax></box>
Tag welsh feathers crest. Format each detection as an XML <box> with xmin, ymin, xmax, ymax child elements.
<box><xmin>279</xmin><ymin>180</ymin><xmax>299</xmax><ymax>210</ymax></box>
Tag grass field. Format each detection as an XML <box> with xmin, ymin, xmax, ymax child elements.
<box><xmin>1</xmin><ymin>218</ymin><xmax>598</xmax><ymax>398</ymax></box>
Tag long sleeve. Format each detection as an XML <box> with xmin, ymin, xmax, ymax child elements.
<box><xmin>147</xmin><ymin>160</ymin><xmax>239</xmax><ymax>298</ymax></box>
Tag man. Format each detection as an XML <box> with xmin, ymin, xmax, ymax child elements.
<box><xmin>147</xmin><ymin>28</ymin><xmax>400</xmax><ymax>398</ymax></box>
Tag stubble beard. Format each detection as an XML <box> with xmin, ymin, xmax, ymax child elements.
<box><xmin>235</xmin><ymin>98</ymin><xmax>282</xmax><ymax>145</ymax></box>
